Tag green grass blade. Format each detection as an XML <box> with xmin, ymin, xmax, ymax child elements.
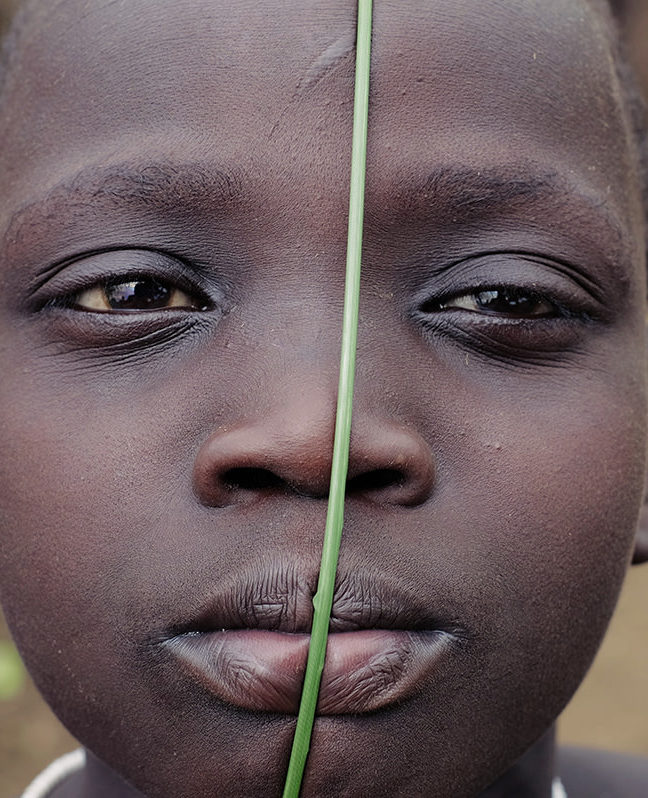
<box><xmin>281</xmin><ymin>1</ymin><xmax>373</xmax><ymax>796</ymax></box>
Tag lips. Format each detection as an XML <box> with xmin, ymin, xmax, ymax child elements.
<box><xmin>161</xmin><ymin>566</ymin><xmax>459</xmax><ymax>715</ymax></box>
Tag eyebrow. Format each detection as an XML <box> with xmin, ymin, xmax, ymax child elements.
<box><xmin>369</xmin><ymin>161</ymin><xmax>633</xmax><ymax>268</ymax></box>
<box><xmin>418</xmin><ymin>165</ymin><xmax>550</xmax><ymax>206</ymax></box>
<box><xmin>1</xmin><ymin>159</ymin><xmax>244</xmax><ymax>253</ymax></box>
<box><xmin>381</xmin><ymin>162</ymin><xmax>620</xmax><ymax>230</ymax></box>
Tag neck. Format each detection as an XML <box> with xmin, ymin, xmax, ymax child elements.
<box><xmin>479</xmin><ymin>727</ymin><xmax>557</xmax><ymax>798</ymax></box>
<box><xmin>63</xmin><ymin>751</ymin><xmax>144</xmax><ymax>798</ymax></box>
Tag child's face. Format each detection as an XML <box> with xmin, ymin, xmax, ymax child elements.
<box><xmin>0</xmin><ymin>1</ymin><xmax>646</xmax><ymax>796</ymax></box>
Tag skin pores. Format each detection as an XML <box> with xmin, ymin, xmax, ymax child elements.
<box><xmin>0</xmin><ymin>1</ymin><xmax>646</xmax><ymax>796</ymax></box>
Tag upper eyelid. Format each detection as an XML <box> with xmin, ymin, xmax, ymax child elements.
<box><xmin>31</xmin><ymin>246</ymin><xmax>183</xmax><ymax>290</ymax></box>
<box><xmin>411</xmin><ymin>251</ymin><xmax>606</xmax><ymax>300</ymax></box>
<box><xmin>410</xmin><ymin>251</ymin><xmax>607</xmax><ymax>311</ymax></box>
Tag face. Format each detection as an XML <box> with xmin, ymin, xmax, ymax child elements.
<box><xmin>0</xmin><ymin>1</ymin><xmax>646</xmax><ymax>796</ymax></box>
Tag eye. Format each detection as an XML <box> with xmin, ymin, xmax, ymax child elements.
<box><xmin>72</xmin><ymin>276</ymin><xmax>207</xmax><ymax>312</ymax></box>
<box><xmin>424</xmin><ymin>287</ymin><xmax>557</xmax><ymax>318</ymax></box>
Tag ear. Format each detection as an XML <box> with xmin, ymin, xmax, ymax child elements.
<box><xmin>633</xmin><ymin>475</ymin><xmax>648</xmax><ymax>564</ymax></box>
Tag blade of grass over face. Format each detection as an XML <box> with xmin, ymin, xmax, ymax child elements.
<box><xmin>281</xmin><ymin>2</ymin><xmax>373</xmax><ymax>796</ymax></box>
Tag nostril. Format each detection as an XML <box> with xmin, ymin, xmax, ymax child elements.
<box><xmin>194</xmin><ymin>418</ymin><xmax>435</xmax><ymax>508</ymax></box>
<box><xmin>222</xmin><ymin>467</ymin><xmax>286</xmax><ymax>492</ymax></box>
<box><xmin>346</xmin><ymin>468</ymin><xmax>404</xmax><ymax>494</ymax></box>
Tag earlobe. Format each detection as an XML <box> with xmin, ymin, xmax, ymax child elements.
<box><xmin>632</xmin><ymin>496</ymin><xmax>648</xmax><ymax>564</ymax></box>
<box><xmin>633</xmin><ymin>461</ymin><xmax>648</xmax><ymax>564</ymax></box>
<box><xmin>607</xmin><ymin>0</ymin><xmax>635</xmax><ymax>25</ymax></box>
<box><xmin>606</xmin><ymin>0</ymin><xmax>632</xmax><ymax>26</ymax></box>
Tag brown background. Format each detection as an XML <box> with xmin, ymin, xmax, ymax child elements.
<box><xmin>0</xmin><ymin>1</ymin><xmax>647</xmax><ymax>796</ymax></box>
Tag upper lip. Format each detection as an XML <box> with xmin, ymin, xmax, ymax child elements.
<box><xmin>163</xmin><ymin>561</ymin><xmax>463</xmax><ymax>638</ymax></box>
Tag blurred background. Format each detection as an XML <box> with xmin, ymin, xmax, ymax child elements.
<box><xmin>0</xmin><ymin>0</ymin><xmax>647</xmax><ymax>796</ymax></box>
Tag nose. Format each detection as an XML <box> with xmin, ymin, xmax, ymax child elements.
<box><xmin>192</xmin><ymin>389</ymin><xmax>435</xmax><ymax>508</ymax></box>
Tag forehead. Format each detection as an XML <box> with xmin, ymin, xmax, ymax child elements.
<box><xmin>0</xmin><ymin>0</ymin><xmax>642</xmax><ymax>260</ymax></box>
<box><xmin>1</xmin><ymin>0</ymin><xmax>622</xmax><ymax>138</ymax></box>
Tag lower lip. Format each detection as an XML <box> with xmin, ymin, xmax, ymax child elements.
<box><xmin>165</xmin><ymin>628</ymin><xmax>450</xmax><ymax>714</ymax></box>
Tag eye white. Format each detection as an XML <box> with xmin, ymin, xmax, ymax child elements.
<box><xmin>439</xmin><ymin>290</ymin><xmax>554</xmax><ymax>316</ymax></box>
<box><xmin>74</xmin><ymin>281</ymin><xmax>196</xmax><ymax>311</ymax></box>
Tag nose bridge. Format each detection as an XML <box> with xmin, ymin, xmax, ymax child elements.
<box><xmin>263</xmin><ymin>374</ymin><xmax>340</xmax><ymax>491</ymax></box>
<box><xmin>277</xmin><ymin>373</ymin><xmax>339</xmax><ymax>438</ymax></box>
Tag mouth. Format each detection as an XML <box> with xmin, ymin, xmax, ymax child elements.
<box><xmin>161</xmin><ymin>565</ymin><xmax>460</xmax><ymax>716</ymax></box>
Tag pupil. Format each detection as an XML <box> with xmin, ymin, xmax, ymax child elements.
<box><xmin>105</xmin><ymin>278</ymin><xmax>171</xmax><ymax>310</ymax></box>
<box><xmin>477</xmin><ymin>289</ymin><xmax>539</xmax><ymax>315</ymax></box>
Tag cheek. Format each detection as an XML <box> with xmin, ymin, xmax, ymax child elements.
<box><xmin>0</xmin><ymin>373</ymin><xmax>183</xmax><ymax>661</ymax></box>
<box><xmin>485</xmin><ymin>390</ymin><xmax>644</xmax><ymax>574</ymax></box>
<box><xmin>440</xmin><ymin>375</ymin><xmax>646</xmax><ymax>712</ymax></box>
<box><xmin>0</xmin><ymin>374</ymin><xmax>221</xmax><ymax>781</ymax></box>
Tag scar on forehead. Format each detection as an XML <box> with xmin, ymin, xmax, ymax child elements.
<box><xmin>266</xmin><ymin>29</ymin><xmax>355</xmax><ymax>140</ymax></box>
<box><xmin>299</xmin><ymin>31</ymin><xmax>356</xmax><ymax>93</ymax></box>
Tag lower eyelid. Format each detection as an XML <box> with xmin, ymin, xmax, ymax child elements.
<box><xmin>36</xmin><ymin>304</ymin><xmax>219</xmax><ymax>356</ymax></box>
<box><xmin>412</xmin><ymin>316</ymin><xmax>587</xmax><ymax>364</ymax></box>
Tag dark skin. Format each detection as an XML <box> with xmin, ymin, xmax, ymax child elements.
<box><xmin>1</xmin><ymin>0</ymin><xmax>647</xmax><ymax>796</ymax></box>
